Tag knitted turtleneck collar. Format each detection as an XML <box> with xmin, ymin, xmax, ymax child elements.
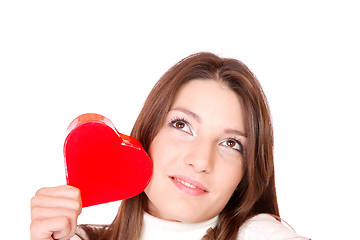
<box><xmin>140</xmin><ymin>212</ymin><xmax>218</xmax><ymax>240</ymax></box>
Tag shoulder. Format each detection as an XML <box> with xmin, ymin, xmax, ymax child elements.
<box><xmin>237</xmin><ymin>214</ymin><xmax>309</xmax><ymax>240</ymax></box>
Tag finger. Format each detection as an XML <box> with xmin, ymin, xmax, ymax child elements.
<box><xmin>35</xmin><ymin>185</ymin><xmax>81</xmax><ymax>202</ymax></box>
<box><xmin>31</xmin><ymin>206</ymin><xmax>78</xmax><ymax>222</ymax></box>
<box><xmin>31</xmin><ymin>216</ymin><xmax>75</xmax><ymax>240</ymax></box>
<box><xmin>31</xmin><ymin>195</ymin><xmax>82</xmax><ymax>215</ymax></box>
<box><xmin>31</xmin><ymin>207</ymin><xmax>78</xmax><ymax>238</ymax></box>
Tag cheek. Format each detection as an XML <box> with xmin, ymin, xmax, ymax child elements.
<box><xmin>216</xmin><ymin>161</ymin><xmax>244</xmax><ymax>195</ymax></box>
<box><xmin>149</xmin><ymin>130</ymin><xmax>182</xmax><ymax>168</ymax></box>
<box><xmin>147</xmin><ymin>134</ymin><xmax>178</xmax><ymax>184</ymax></box>
<box><xmin>148</xmin><ymin>134</ymin><xmax>164</xmax><ymax>166</ymax></box>
<box><xmin>149</xmin><ymin>137</ymin><xmax>168</xmax><ymax>170</ymax></box>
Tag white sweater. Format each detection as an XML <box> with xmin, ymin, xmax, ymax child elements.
<box><xmin>72</xmin><ymin>213</ymin><xmax>308</xmax><ymax>240</ymax></box>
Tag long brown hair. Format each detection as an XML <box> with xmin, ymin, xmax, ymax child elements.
<box><xmin>80</xmin><ymin>52</ymin><xmax>279</xmax><ymax>240</ymax></box>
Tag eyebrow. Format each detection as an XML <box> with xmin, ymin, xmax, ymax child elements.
<box><xmin>224</xmin><ymin>129</ymin><xmax>247</xmax><ymax>138</ymax></box>
<box><xmin>171</xmin><ymin>107</ymin><xmax>202</xmax><ymax>123</ymax></box>
<box><xmin>170</xmin><ymin>107</ymin><xmax>247</xmax><ymax>138</ymax></box>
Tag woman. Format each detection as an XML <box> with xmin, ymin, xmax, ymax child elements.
<box><xmin>30</xmin><ymin>52</ymin><xmax>308</xmax><ymax>240</ymax></box>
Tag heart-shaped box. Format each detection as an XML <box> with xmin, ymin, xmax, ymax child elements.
<box><xmin>64</xmin><ymin>113</ymin><xmax>152</xmax><ymax>207</ymax></box>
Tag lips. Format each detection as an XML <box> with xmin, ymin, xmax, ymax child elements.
<box><xmin>170</xmin><ymin>175</ymin><xmax>209</xmax><ymax>195</ymax></box>
<box><xmin>173</xmin><ymin>177</ymin><xmax>198</xmax><ymax>189</ymax></box>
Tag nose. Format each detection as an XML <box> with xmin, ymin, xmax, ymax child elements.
<box><xmin>183</xmin><ymin>139</ymin><xmax>215</xmax><ymax>173</ymax></box>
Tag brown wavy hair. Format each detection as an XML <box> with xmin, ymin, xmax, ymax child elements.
<box><xmin>79</xmin><ymin>52</ymin><xmax>279</xmax><ymax>240</ymax></box>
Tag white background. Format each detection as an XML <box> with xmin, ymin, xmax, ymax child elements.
<box><xmin>1</xmin><ymin>1</ymin><xmax>359</xmax><ymax>239</ymax></box>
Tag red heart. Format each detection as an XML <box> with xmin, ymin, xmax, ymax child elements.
<box><xmin>64</xmin><ymin>113</ymin><xmax>152</xmax><ymax>207</ymax></box>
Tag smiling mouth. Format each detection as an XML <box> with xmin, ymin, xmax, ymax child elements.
<box><xmin>170</xmin><ymin>176</ymin><xmax>208</xmax><ymax>193</ymax></box>
<box><xmin>172</xmin><ymin>177</ymin><xmax>198</xmax><ymax>189</ymax></box>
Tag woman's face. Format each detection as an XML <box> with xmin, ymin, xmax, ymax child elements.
<box><xmin>145</xmin><ymin>79</ymin><xmax>247</xmax><ymax>223</ymax></box>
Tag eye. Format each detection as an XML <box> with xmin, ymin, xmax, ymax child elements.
<box><xmin>220</xmin><ymin>139</ymin><xmax>244</xmax><ymax>154</ymax></box>
<box><xmin>170</xmin><ymin>118</ymin><xmax>192</xmax><ymax>135</ymax></box>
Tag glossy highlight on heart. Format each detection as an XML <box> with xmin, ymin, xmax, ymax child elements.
<box><xmin>64</xmin><ymin>113</ymin><xmax>152</xmax><ymax>207</ymax></box>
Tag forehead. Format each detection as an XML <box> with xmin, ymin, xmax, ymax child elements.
<box><xmin>171</xmin><ymin>79</ymin><xmax>246</xmax><ymax>131</ymax></box>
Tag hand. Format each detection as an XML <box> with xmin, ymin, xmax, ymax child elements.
<box><xmin>30</xmin><ymin>185</ymin><xmax>82</xmax><ymax>240</ymax></box>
